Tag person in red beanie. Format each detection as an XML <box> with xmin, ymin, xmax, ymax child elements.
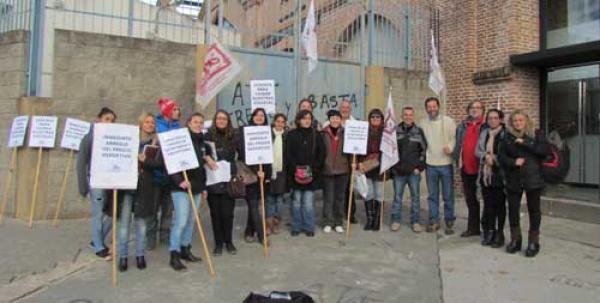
<box><xmin>145</xmin><ymin>98</ymin><xmax>182</xmax><ymax>250</ymax></box>
<box><xmin>156</xmin><ymin>98</ymin><xmax>181</xmax><ymax>133</ymax></box>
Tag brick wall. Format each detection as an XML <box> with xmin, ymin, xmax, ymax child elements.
<box><xmin>438</xmin><ymin>0</ymin><xmax>540</xmax><ymax>125</ymax></box>
<box><xmin>0</xmin><ymin>31</ymin><xmax>29</xmax><ymax>217</ymax></box>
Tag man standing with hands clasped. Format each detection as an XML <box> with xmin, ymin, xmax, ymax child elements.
<box><xmin>420</xmin><ymin>97</ymin><xmax>457</xmax><ymax>235</ymax></box>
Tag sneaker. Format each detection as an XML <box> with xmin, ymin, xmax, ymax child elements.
<box><xmin>334</xmin><ymin>226</ymin><xmax>344</xmax><ymax>233</ymax></box>
<box><xmin>305</xmin><ymin>231</ymin><xmax>315</xmax><ymax>237</ymax></box>
<box><xmin>95</xmin><ymin>248</ymin><xmax>112</xmax><ymax>261</ymax></box>
<box><xmin>323</xmin><ymin>226</ymin><xmax>332</xmax><ymax>233</ymax></box>
<box><xmin>412</xmin><ymin>223</ymin><xmax>423</xmax><ymax>233</ymax></box>
<box><xmin>390</xmin><ymin>222</ymin><xmax>401</xmax><ymax>232</ymax></box>
<box><xmin>426</xmin><ymin>223</ymin><xmax>440</xmax><ymax>233</ymax></box>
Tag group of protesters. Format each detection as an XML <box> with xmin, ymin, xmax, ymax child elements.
<box><xmin>76</xmin><ymin>96</ymin><xmax>551</xmax><ymax>272</ymax></box>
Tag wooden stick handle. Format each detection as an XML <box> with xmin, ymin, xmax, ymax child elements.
<box><xmin>112</xmin><ymin>189</ymin><xmax>118</xmax><ymax>287</ymax></box>
<box><xmin>259</xmin><ymin>164</ymin><xmax>268</xmax><ymax>257</ymax></box>
<box><xmin>28</xmin><ymin>148</ymin><xmax>43</xmax><ymax>228</ymax></box>
<box><xmin>53</xmin><ymin>150</ymin><xmax>74</xmax><ymax>226</ymax></box>
<box><xmin>184</xmin><ymin>171</ymin><xmax>216</xmax><ymax>277</ymax></box>
<box><xmin>380</xmin><ymin>171</ymin><xmax>387</xmax><ymax>229</ymax></box>
<box><xmin>0</xmin><ymin>148</ymin><xmax>17</xmax><ymax>225</ymax></box>
<box><xmin>346</xmin><ymin>154</ymin><xmax>357</xmax><ymax>239</ymax></box>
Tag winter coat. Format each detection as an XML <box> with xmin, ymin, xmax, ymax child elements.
<box><xmin>320</xmin><ymin>126</ymin><xmax>350</xmax><ymax>176</ymax></box>
<box><xmin>285</xmin><ymin>127</ymin><xmax>326</xmax><ymax>190</ymax></box>
<box><xmin>392</xmin><ymin>122</ymin><xmax>427</xmax><ymax>176</ymax></box>
<box><xmin>498</xmin><ymin>129</ymin><xmax>551</xmax><ymax>192</ymax></box>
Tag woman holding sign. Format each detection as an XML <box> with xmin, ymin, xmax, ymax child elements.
<box><xmin>167</xmin><ymin>113</ymin><xmax>215</xmax><ymax>271</ymax></box>
<box><xmin>358</xmin><ymin>109</ymin><xmax>385</xmax><ymax>231</ymax></box>
<box><xmin>76</xmin><ymin>107</ymin><xmax>117</xmax><ymax>261</ymax></box>
<box><xmin>116</xmin><ymin>113</ymin><xmax>158</xmax><ymax>271</ymax></box>
<box><xmin>205</xmin><ymin>110</ymin><xmax>239</xmax><ymax>256</ymax></box>
<box><xmin>238</xmin><ymin>108</ymin><xmax>272</xmax><ymax>246</ymax></box>
<box><xmin>285</xmin><ymin>110</ymin><xmax>326</xmax><ymax>237</ymax></box>
<box><xmin>320</xmin><ymin>110</ymin><xmax>350</xmax><ymax>234</ymax></box>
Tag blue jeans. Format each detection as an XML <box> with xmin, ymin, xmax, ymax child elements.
<box><xmin>90</xmin><ymin>189</ymin><xmax>112</xmax><ymax>253</ymax></box>
<box><xmin>169</xmin><ymin>191</ymin><xmax>201</xmax><ymax>252</ymax></box>
<box><xmin>118</xmin><ymin>192</ymin><xmax>147</xmax><ymax>258</ymax></box>
<box><xmin>391</xmin><ymin>173</ymin><xmax>421</xmax><ymax>224</ymax></box>
<box><xmin>291</xmin><ymin>190</ymin><xmax>315</xmax><ymax>233</ymax></box>
<box><xmin>426</xmin><ymin>165</ymin><xmax>456</xmax><ymax>224</ymax></box>
<box><xmin>366</xmin><ymin>178</ymin><xmax>383</xmax><ymax>201</ymax></box>
<box><xmin>267</xmin><ymin>193</ymin><xmax>284</xmax><ymax>219</ymax></box>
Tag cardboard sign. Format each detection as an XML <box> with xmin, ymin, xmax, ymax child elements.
<box><xmin>244</xmin><ymin>126</ymin><xmax>273</xmax><ymax>165</ymax></box>
<box><xmin>250</xmin><ymin>80</ymin><xmax>276</xmax><ymax>114</ymax></box>
<box><xmin>343</xmin><ymin>120</ymin><xmax>369</xmax><ymax>155</ymax></box>
<box><xmin>60</xmin><ymin>118</ymin><xmax>91</xmax><ymax>151</ymax></box>
<box><xmin>89</xmin><ymin>123</ymin><xmax>139</xmax><ymax>190</ymax></box>
<box><xmin>28</xmin><ymin>116</ymin><xmax>58</xmax><ymax>148</ymax></box>
<box><xmin>7</xmin><ymin>115</ymin><xmax>29</xmax><ymax>148</ymax></box>
<box><xmin>158</xmin><ymin>128</ymin><xmax>200</xmax><ymax>175</ymax></box>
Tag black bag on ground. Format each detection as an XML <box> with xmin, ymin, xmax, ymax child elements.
<box><xmin>243</xmin><ymin>291</ymin><xmax>314</xmax><ymax>303</ymax></box>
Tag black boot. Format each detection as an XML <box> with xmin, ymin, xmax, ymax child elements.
<box><xmin>136</xmin><ymin>256</ymin><xmax>147</xmax><ymax>270</ymax></box>
<box><xmin>491</xmin><ymin>230</ymin><xmax>505</xmax><ymax>248</ymax></box>
<box><xmin>481</xmin><ymin>230</ymin><xmax>496</xmax><ymax>246</ymax></box>
<box><xmin>372</xmin><ymin>201</ymin><xmax>381</xmax><ymax>231</ymax></box>
<box><xmin>180</xmin><ymin>245</ymin><xmax>202</xmax><ymax>262</ymax></box>
<box><xmin>525</xmin><ymin>231</ymin><xmax>540</xmax><ymax>257</ymax></box>
<box><xmin>169</xmin><ymin>251</ymin><xmax>187</xmax><ymax>271</ymax></box>
<box><xmin>118</xmin><ymin>257</ymin><xmax>128</xmax><ymax>272</ymax></box>
<box><xmin>490</xmin><ymin>230</ymin><xmax>504</xmax><ymax>248</ymax></box>
<box><xmin>363</xmin><ymin>200</ymin><xmax>374</xmax><ymax>231</ymax></box>
<box><xmin>506</xmin><ymin>227</ymin><xmax>522</xmax><ymax>254</ymax></box>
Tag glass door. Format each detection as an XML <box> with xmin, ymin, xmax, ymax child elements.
<box><xmin>546</xmin><ymin>64</ymin><xmax>600</xmax><ymax>186</ymax></box>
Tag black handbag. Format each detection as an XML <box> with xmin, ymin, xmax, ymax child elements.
<box><xmin>243</xmin><ymin>291</ymin><xmax>314</xmax><ymax>303</ymax></box>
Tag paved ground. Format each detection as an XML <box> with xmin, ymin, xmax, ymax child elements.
<box><xmin>0</xmin><ymin>196</ymin><xmax>598</xmax><ymax>303</ymax></box>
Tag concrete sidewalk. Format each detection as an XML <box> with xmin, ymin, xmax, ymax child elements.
<box><xmin>0</xmin><ymin>196</ymin><xmax>599</xmax><ymax>303</ymax></box>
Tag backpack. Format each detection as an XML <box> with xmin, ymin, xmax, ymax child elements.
<box><xmin>542</xmin><ymin>131</ymin><xmax>570</xmax><ymax>184</ymax></box>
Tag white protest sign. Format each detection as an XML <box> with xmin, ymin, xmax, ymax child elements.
<box><xmin>244</xmin><ymin>126</ymin><xmax>273</xmax><ymax>165</ymax></box>
<box><xmin>89</xmin><ymin>123</ymin><xmax>139</xmax><ymax>190</ymax></box>
<box><xmin>250</xmin><ymin>80</ymin><xmax>276</xmax><ymax>114</ymax></box>
<box><xmin>158</xmin><ymin>128</ymin><xmax>200</xmax><ymax>175</ymax></box>
<box><xmin>343</xmin><ymin>120</ymin><xmax>369</xmax><ymax>155</ymax></box>
<box><xmin>60</xmin><ymin>118</ymin><xmax>91</xmax><ymax>151</ymax></box>
<box><xmin>7</xmin><ymin>116</ymin><xmax>29</xmax><ymax>148</ymax></box>
<box><xmin>28</xmin><ymin>116</ymin><xmax>58</xmax><ymax>148</ymax></box>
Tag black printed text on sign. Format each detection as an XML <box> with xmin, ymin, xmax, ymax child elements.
<box><xmin>343</xmin><ymin>120</ymin><xmax>369</xmax><ymax>155</ymax></box>
<box><xmin>158</xmin><ymin>128</ymin><xmax>200</xmax><ymax>175</ymax></box>
<box><xmin>244</xmin><ymin>126</ymin><xmax>273</xmax><ymax>165</ymax></box>
<box><xmin>90</xmin><ymin>123</ymin><xmax>139</xmax><ymax>190</ymax></box>
<box><xmin>28</xmin><ymin>116</ymin><xmax>58</xmax><ymax>148</ymax></box>
<box><xmin>250</xmin><ymin>80</ymin><xmax>276</xmax><ymax>114</ymax></box>
<box><xmin>60</xmin><ymin>118</ymin><xmax>91</xmax><ymax>151</ymax></box>
<box><xmin>8</xmin><ymin>116</ymin><xmax>29</xmax><ymax>148</ymax></box>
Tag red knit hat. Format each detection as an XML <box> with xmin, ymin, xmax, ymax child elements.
<box><xmin>157</xmin><ymin>98</ymin><xmax>178</xmax><ymax>118</ymax></box>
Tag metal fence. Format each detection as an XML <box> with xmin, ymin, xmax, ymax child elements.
<box><xmin>0</xmin><ymin>0</ymin><xmax>438</xmax><ymax>98</ymax></box>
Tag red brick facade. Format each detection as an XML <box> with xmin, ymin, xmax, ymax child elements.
<box><xmin>437</xmin><ymin>0</ymin><xmax>541</xmax><ymax>126</ymax></box>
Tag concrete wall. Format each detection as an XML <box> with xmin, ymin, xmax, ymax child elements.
<box><xmin>0</xmin><ymin>31</ymin><xmax>29</xmax><ymax>218</ymax></box>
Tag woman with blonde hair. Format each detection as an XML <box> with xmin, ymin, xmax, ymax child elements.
<box><xmin>498</xmin><ymin>110</ymin><xmax>551</xmax><ymax>257</ymax></box>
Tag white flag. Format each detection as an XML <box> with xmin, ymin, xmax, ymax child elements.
<box><xmin>196</xmin><ymin>41</ymin><xmax>242</xmax><ymax>108</ymax></box>
<box><xmin>380</xmin><ymin>91</ymin><xmax>399</xmax><ymax>174</ymax></box>
<box><xmin>428</xmin><ymin>30</ymin><xmax>445</xmax><ymax>96</ymax></box>
<box><xmin>301</xmin><ymin>0</ymin><xmax>318</xmax><ymax>74</ymax></box>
